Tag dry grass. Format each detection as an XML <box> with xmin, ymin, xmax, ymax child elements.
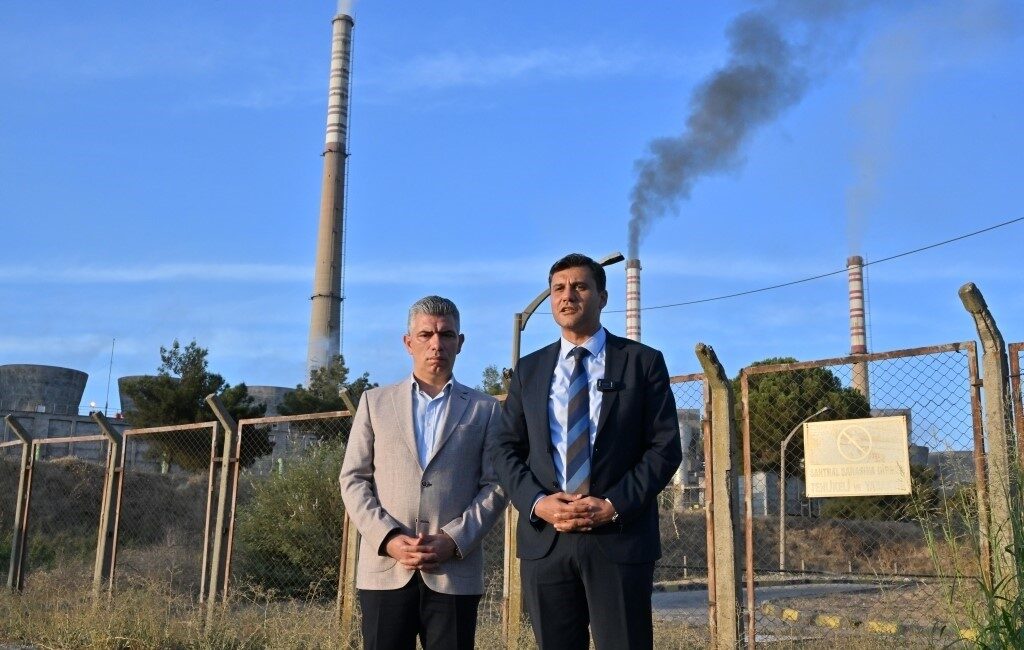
<box><xmin>0</xmin><ymin>570</ymin><xmax>356</xmax><ymax>649</ymax></box>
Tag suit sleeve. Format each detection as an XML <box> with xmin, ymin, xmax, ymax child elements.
<box><xmin>490</xmin><ymin>363</ymin><xmax>550</xmax><ymax>517</ymax></box>
<box><xmin>601</xmin><ymin>350</ymin><xmax>682</xmax><ymax>524</ymax></box>
<box><xmin>440</xmin><ymin>398</ymin><xmax>508</xmax><ymax>558</ymax></box>
<box><xmin>339</xmin><ymin>391</ymin><xmax>404</xmax><ymax>555</ymax></box>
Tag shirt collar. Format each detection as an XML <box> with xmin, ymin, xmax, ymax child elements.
<box><xmin>559</xmin><ymin>327</ymin><xmax>606</xmax><ymax>360</ymax></box>
<box><xmin>410</xmin><ymin>374</ymin><xmax>455</xmax><ymax>397</ymax></box>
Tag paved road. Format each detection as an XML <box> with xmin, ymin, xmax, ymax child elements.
<box><xmin>653</xmin><ymin>582</ymin><xmax>887</xmax><ymax>626</ymax></box>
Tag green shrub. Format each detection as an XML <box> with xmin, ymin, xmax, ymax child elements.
<box><xmin>232</xmin><ymin>439</ymin><xmax>346</xmax><ymax>599</ymax></box>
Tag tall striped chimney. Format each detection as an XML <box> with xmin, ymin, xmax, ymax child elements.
<box><xmin>625</xmin><ymin>259</ymin><xmax>642</xmax><ymax>342</ymax></box>
<box><xmin>847</xmin><ymin>255</ymin><xmax>869</xmax><ymax>400</ymax></box>
<box><xmin>307</xmin><ymin>5</ymin><xmax>355</xmax><ymax>375</ymax></box>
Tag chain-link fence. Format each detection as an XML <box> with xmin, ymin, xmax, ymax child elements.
<box><xmin>227</xmin><ymin>413</ymin><xmax>350</xmax><ymax>601</ymax></box>
<box><xmin>22</xmin><ymin>434</ymin><xmax>110</xmax><ymax>591</ymax></box>
<box><xmin>739</xmin><ymin>342</ymin><xmax>985</xmax><ymax>644</ymax></box>
<box><xmin>223</xmin><ymin>412</ymin><xmax>358</xmax><ymax>647</ymax></box>
<box><xmin>113</xmin><ymin>422</ymin><xmax>218</xmax><ymax>596</ymax></box>
<box><xmin>3</xmin><ymin>340</ymin><xmax>1007</xmax><ymax>647</ymax></box>
<box><xmin>650</xmin><ymin>374</ymin><xmax>713</xmax><ymax>647</ymax></box>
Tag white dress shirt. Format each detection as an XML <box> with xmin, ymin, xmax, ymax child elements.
<box><xmin>411</xmin><ymin>375</ymin><xmax>453</xmax><ymax>469</ymax></box>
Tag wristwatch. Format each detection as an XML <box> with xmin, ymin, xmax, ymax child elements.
<box><xmin>605</xmin><ymin>498</ymin><xmax>619</xmax><ymax>524</ymax></box>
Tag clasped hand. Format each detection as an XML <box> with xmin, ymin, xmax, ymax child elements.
<box><xmin>385</xmin><ymin>532</ymin><xmax>457</xmax><ymax>572</ymax></box>
<box><xmin>535</xmin><ymin>492</ymin><xmax>615</xmax><ymax>533</ymax></box>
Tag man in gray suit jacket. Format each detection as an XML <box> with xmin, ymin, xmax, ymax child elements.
<box><xmin>340</xmin><ymin>295</ymin><xmax>506</xmax><ymax>650</ymax></box>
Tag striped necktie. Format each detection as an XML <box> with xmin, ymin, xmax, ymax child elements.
<box><xmin>564</xmin><ymin>346</ymin><xmax>591</xmax><ymax>494</ymax></box>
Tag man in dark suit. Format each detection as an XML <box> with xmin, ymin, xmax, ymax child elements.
<box><xmin>491</xmin><ymin>253</ymin><xmax>682</xmax><ymax>649</ymax></box>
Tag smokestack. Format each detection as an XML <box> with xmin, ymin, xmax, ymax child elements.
<box><xmin>626</xmin><ymin>259</ymin><xmax>642</xmax><ymax>342</ymax></box>
<box><xmin>307</xmin><ymin>7</ymin><xmax>355</xmax><ymax>374</ymax></box>
<box><xmin>847</xmin><ymin>255</ymin><xmax>870</xmax><ymax>400</ymax></box>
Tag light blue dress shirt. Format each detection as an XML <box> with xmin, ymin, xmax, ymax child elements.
<box><xmin>548</xmin><ymin>328</ymin><xmax>606</xmax><ymax>490</ymax></box>
<box><xmin>411</xmin><ymin>375</ymin><xmax>454</xmax><ymax>469</ymax></box>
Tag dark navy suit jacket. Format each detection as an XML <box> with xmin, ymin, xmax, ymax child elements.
<box><xmin>491</xmin><ymin>330</ymin><xmax>682</xmax><ymax>563</ymax></box>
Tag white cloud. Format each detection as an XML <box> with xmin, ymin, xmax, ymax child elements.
<box><xmin>364</xmin><ymin>45</ymin><xmax>703</xmax><ymax>94</ymax></box>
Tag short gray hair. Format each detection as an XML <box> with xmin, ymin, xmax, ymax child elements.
<box><xmin>408</xmin><ymin>295</ymin><xmax>461</xmax><ymax>333</ymax></box>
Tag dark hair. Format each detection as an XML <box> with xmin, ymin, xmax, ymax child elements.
<box><xmin>548</xmin><ymin>253</ymin><xmax>606</xmax><ymax>293</ymax></box>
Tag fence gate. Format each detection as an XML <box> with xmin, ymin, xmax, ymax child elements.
<box><xmin>738</xmin><ymin>342</ymin><xmax>987</xmax><ymax>646</ymax></box>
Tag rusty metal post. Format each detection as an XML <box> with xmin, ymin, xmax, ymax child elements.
<box><xmin>738</xmin><ymin>370</ymin><xmax>756</xmax><ymax>650</ymax></box>
<box><xmin>1010</xmin><ymin>342</ymin><xmax>1023</xmax><ymax>465</ymax></box>
<box><xmin>336</xmin><ymin>512</ymin><xmax>360</xmax><ymax>641</ymax></box>
<box><xmin>91</xmin><ymin>413</ymin><xmax>124</xmax><ymax>596</ymax></box>
<box><xmin>960</xmin><ymin>283</ymin><xmax>1017</xmax><ymax>597</ymax></box>
<box><xmin>205</xmin><ymin>394</ymin><xmax>239</xmax><ymax>611</ymax></box>
<box><xmin>695</xmin><ymin>344</ymin><xmax>743</xmax><ymax>649</ymax></box>
<box><xmin>967</xmin><ymin>342</ymin><xmax>993</xmax><ymax>591</ymax></box>
<box><xmin>5</xmin><ymin>416</ymin><xmax>33</xmax><ymax>591</ymax></box>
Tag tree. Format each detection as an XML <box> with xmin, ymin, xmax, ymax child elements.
<box><xmin>477</xmin><ymin>364</ymin><xmax>504</xmax><ymax>396</ymax></box>
<box><xmin>735</xmin><ymin>357</ymin><xmax>871</xmax><ymax>473</ymax></box>
<box><xmin>277</xmin><ymin>355</ymin><xmax>377</xmax><ymax>440</ymax></box>
<box><xmin>122</xmin><ymin>339</ymin><xmax>270</xmax><ymax>472</ymax></box>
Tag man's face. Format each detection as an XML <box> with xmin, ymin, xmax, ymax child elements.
<box><xmin>549</xmin><ymin>266</ymin><xmax>607</xmax><ymax>339</ymax></box>
<box><xmin>403</xmin><ymin>314</ymin><xmax>464</xmax><ymax>382</ymax></box>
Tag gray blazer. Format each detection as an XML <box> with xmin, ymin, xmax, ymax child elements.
<box><xmin>339</xmin><ymin>379</ymin><xmax>507</xmax><ymax>595</ymax></box>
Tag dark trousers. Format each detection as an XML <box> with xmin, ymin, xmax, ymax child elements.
<box><xmin>521</xmin><ymin>533</ymin><xmax>655</xmax><ymax>650</ymax></box>
<box><xmin>358</xmin><ymin>572</ymin><xmax>481</xmax><ymax>650</ymax></box>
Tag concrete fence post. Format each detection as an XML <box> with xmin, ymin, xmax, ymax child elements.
<box><xmin>5</xmin><ymin>415</ymin><xmax>33</xmax><ymax>592</ymax></box>
<box><xmin>694</xmin><ymin>344</ymin><xmax>744</xmax><ymax>649</ymax></box>
<box><xmin>205</xmin><ymin>394</ymin><xmax>239</xmax><ymax>613</ymax></box>
<box><xmin>335</xmin><ymin>406</ymin><xmax>361</xmax><ymax>641</ymax></box>
<box><xmin>336</xmin><ymin>512</ymin><xmax>360</xmax><ymax>641</ymax></box>
<box><xmin>91</xmin><ymin>412</ymin><xmax>124</xmax><ymax>597</ymax></box>
<box><xmin>959</xmin><ymin>282</ymin><xmax>1018</xmax><ymax>598</ymax></box>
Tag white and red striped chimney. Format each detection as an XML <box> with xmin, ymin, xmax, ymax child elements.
<box><xmin>626</xmin><ymin>259</ymin><xmax>642</xmax><ymax>342</ymax></box>
<box><xmin>847</xmin><ymin>255</ymin><xmax>870</xmax><ymax>400</ymax></box>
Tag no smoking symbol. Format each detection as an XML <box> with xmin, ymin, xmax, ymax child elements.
<box><xmin>837</xmin><ymin>425</ymin><xmax>872</xmax><ymax>462</ymax></box>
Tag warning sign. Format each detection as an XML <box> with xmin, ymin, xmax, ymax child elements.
<box><xmin>803</xmin><ymin>416</ymin><xmax>911</xmax><ymax>498</ymax></box>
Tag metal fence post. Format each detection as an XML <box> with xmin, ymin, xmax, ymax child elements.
<box><xmin>91</xmin><ymin>412</ymin><xmax>124</xmax><ymax>597</ymax></box>
<box><xmin>205</xmin><ymin>394</ymin><xmax>239</xmax><ymax>611</ymax></box>
<box><xmin>694</xmin><ymin>344</ymin><xmax>743</xmax><ymax>649</ymax></box>
<box><xmin>960</xmin><ymin>282</ymin><xmax>1018</xmax><ymax>598</ymax></box>
<box><xmin>5</xmin><ymin>415</ymin><xmax>33</xmax><ymax>592</ymax></box>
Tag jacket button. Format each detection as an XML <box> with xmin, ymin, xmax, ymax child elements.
<box><xmin>421</xmin><ymin>481</ymin><xmax>431</xmax><ymax>487</ymax></box>
<box><xmin>552</xmin><ymin>481</ymin><xmax>560</xmax><ymax>489</ymax></box>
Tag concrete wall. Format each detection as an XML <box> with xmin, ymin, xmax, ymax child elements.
<box><xmin>247</xmin><ymin>385</ymin><xmax>295</xmax><ymax>417</ymax></box>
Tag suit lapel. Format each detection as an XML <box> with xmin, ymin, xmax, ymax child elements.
<box><xmin>429</xmin><ymin>381</ymin><xmax>470</xmax><ymax>462</ymax></box>
<box><xmin>527</xmin><ymin>342</ymin><xmax>561</xmax><ymax>442</ymax></box>
<box><xmin>390</xmin><ymin>381</ymin><xmax>420</xmax><ymax>464</ymax></box>
<box><xmin>596</xmin><ymin>331</ymin><xmax>625</xmax><ymax>436</ymax></box>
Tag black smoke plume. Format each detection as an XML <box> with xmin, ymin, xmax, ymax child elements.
<box><xmin>628</xmin><ymin>2</ymin><xmax>866</xmax><ymax>258</ymax></box>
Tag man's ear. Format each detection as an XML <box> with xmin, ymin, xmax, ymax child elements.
<box><xmin>402</xmin><ymin>333</ymin><xmax>414</xmax><ymax>355</ymax></box>
<box><xmin>457</xmin><ymin>333</ymin><xmax>465</xmax><ymax>353</ymax></box>
<box><xmin>600</xmin><ymin>290</ymin><xmax>608</xmax><ymax>309</ymax></box>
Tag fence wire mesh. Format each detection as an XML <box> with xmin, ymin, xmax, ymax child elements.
<box><xmin>652</xmin><ymin>374</ymin><xmax>709</xmax><ymax>641</ymax></box>
<box><xmin>114</xmin><ymin>423</ymin><xmax>217</xmax><ymax>596</ymax></box>
<box><xmin>228</xmin><ymin>413</ymin><xmax>350</xmax><ymax>601</ymax></box>
<box><xmin>741</xmin><ymin>343</ymin><xmax>984</xmax><ymax>644</ymax></box>
<box><xmin>23</xmin><ymin>436</ymin><xmax>109</xmax><ymax>590</ymax></box>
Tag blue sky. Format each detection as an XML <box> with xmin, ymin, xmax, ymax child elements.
<box><xmin>1</xmin><ymin>0</ymin><xmax>1022</xmax><ymax>413</ymax></box>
